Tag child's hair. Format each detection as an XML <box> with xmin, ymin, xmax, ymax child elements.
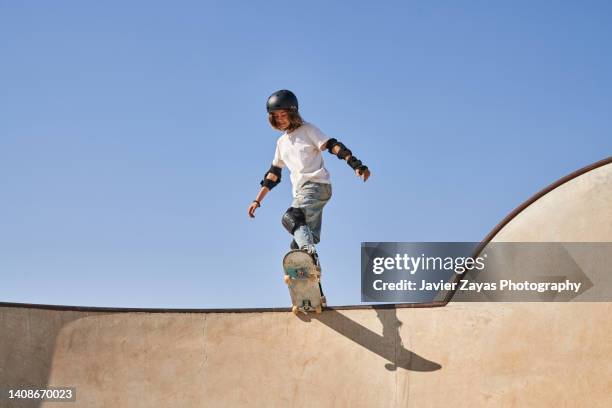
<box><xmin>268</xmin><ymin>110</ymin><xmax>304</xmax><ymax>132</ymax></box>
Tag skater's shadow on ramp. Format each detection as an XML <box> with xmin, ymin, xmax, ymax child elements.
<box><xmin>298</xmin><ymin>307</ymin><xmax>441</xmax><ymax>372</ymax></box>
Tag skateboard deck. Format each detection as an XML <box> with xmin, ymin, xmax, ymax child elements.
<box><xmin>282</xmin><ymin>249</ymin><xmax>325</xmax><ymax>314</ymax></box>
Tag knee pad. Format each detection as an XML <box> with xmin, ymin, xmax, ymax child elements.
<box><xmin>281</xmin><ymin>207</ymin><xmax>306</xmax><ymax>234</ymax></box>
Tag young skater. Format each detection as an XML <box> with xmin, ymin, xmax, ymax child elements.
<box><xmin>247</xmin><ymin>89</ymin><xmax>371</xmax><ymax>259</ymax></box>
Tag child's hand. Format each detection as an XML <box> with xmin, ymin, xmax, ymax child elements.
<box><xmin>248</xmin><ymin>201</ymin><xmax>260</xmax><ymax>218</ymax></box>
<box><xmin>356</xmin><ymin>168</ymin><xmax>371</xmax><ymax>182</ymax></box>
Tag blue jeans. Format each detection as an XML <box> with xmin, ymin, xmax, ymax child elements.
<box><xmin>291</xmin><ymin>182</ymin><xmax>332</xmax><ymax>249</ymax></box>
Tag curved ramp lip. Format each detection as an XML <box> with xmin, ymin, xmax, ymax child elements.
<box><xmin>0</xmin><ymin>300</ymin><xmax>443</xmax><ymax>313</ymax></box>
<box><xmin>442</xmin><ymin>156</ymin><xmax>612</xmax><ymax>305</ymax></box>
<box><xmin>477</xmin><ymin>156</ymin><xmax>612</xmax><ymax>248</ymax></box>
<box><xmin>2</xmin><ymin>157</ymin><xmax>609</xmax><ymax>313</ymax></box>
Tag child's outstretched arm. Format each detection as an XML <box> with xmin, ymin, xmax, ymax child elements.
<box><xmin>322</xmin><ymin>139</ymin><xmax>371</xmax><ymax>182</ymax></box>
<box><xmin>248</xmin><ymin>166</ymin><xmax>282</xmax><ymax>218</ymax></box>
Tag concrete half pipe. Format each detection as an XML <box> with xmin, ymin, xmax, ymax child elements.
<box><xmin>1</xmin><ymin>157</ymin><xmax>611</xmax><ymax>407</ymax></box>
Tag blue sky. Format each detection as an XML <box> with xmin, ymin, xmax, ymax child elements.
<box><xmin>1</xmin><ymin>1</ymin><xmax>610</xmax><ymax>308</ymax></box>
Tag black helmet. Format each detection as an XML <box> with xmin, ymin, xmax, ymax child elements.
<box><xmin>266</xmin><ymin>89</ymin><xmax>298</xmax><ymax>113</ymax></box>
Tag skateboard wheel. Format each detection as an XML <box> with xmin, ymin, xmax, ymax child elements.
<box><xmin>284</xmin><ymin>275</ymin><xmax>291</xmax><ymax>285</ymax></box>
<box><xmin>315</xmin><ymin>305</ymin><xmax>322</xmax><ymax>314</ymax></box>
<box><xmin>292</xmin><ymin>306</ymin><xmax>299</xmax><ymax>315</ymax></box>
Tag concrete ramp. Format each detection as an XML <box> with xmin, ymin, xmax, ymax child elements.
<box><xmin>2</xmin><ymin>303</ymin><xmax>612</xmax><ymax>408</ymax></box>
<box><xmin>1</xmin><ymin>157</ymin><xmax>611</xmax><ymax>407</ymax></box>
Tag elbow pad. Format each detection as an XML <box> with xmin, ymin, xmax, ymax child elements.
<box><xmin>260</xmin><ymin>165</ymin><xmax>282</xmax><ymax>190</ymax></box>
<box><xmin>326</xmin><ymin>138</ymin><xmax>352</xmax><ymax>160</ymax></box>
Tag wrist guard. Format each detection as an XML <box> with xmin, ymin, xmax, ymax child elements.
<box><xmin>326</xmin><ymin>138</ymin><xmax>368</xmax><ymax>175</ymax></box>
<box><xmin>348</xmin><ymin>156</ymin><xmax>368</xmax><ymax>175</ymax></box>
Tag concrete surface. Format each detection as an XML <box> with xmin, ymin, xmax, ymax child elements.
<box><xmin>1</xmin><ymin>158</ymin><xmax>611</xmax><ymax>407</ymax></box>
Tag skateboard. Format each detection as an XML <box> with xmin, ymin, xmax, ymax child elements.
<box><xmin>282</xmin><ymin>249</ymin><xmax>326</xmax><ymax>314</ymax></box>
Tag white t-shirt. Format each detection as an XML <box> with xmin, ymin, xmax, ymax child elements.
<box><xmin>272</xmin><ymin>122</ymin><xmax>332</xmax><ymax>197</ymax></box>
